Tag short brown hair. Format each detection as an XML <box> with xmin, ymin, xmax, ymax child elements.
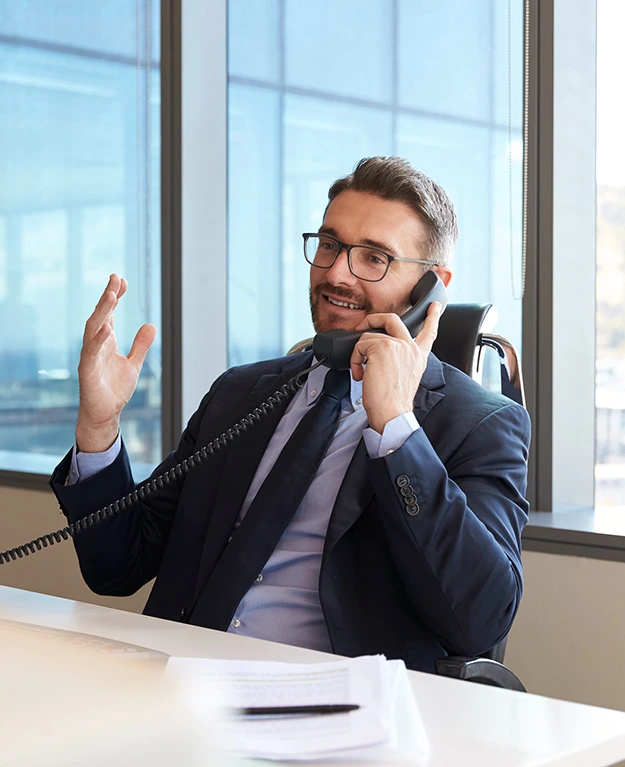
<box><xmin>326</xmin><ymin>156</ymin><xmax>458</xmax><ymax>266</ymax></box>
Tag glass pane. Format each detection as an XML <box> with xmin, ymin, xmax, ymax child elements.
<box><xmin>282</xmin><ymin>96</ymin><xmax>393</xmax><ymax>353</ymax></box>
<box><xmin>0</xmin><ymin>0</ymin><xmax>157</xmax><ymax>59</ymax></box>
<box><xmin>395</xmin><ymin>117</ymin><xmax>523</xmax><ymax>352</ymax></box>
<box><xmin>228</xmin><ymin>84</ymin><xmax>281</xmax><ymax>365</ymax></box>
<box><xmin>396</xmin><ymin>117</ymin><xmax>490</xmax><ymax>300</ymax></box>
<box><xmin>398</xmin><ymin>0</ymin><xmax>491</xmax><ymax>120</ymax></box>
<box><xmin>0</xmin><ymin>1</ymin><xmax>161</xmax><ymax>477</ymax></box>
<box><xmin>492</xmin><ymin>0</ymin><xmax>524</xmax><ymax>129</ymax></box>
<box><xmin>228</xmin><ymin>0</ymin><xmax>280</xmax><ymax>83</ymax></box>
<box><xmin>228</xmin><ymin>0</ymin><xmax>523</xmax><ymax>382</ymax></box>
<box><xmin>596</xmin><ymin>0</ymin><xmax>625</xmax><ymax>508</ymax></box>
<box><xmin>284</xmin><ymin>0</ymin><xmax>392</xmax><ymax>103</ymax></box>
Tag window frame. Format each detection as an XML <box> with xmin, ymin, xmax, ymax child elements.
<box><xmin>6</xmin><ymin>0</ymin><xmax>625</xmax><ymax>566</ymax></box>
<box><xmin>0</xmin><ymin>2</ymin><xmax>166</xmax><ymax>490</ymax></box>
<box><xmin>523</xmin><ymin>0</ymin><xmax>598</xmax><ymax>516</ymax></box>
<box><xmin>522</xmin><ymin>0</ymin><xmax>625</xmax><ymax>559</ymax></box>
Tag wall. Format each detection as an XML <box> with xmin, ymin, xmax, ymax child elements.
<box><xmin>0</xmin><ymin>485</ymin><xmax>149</xmax><ymax>613</ymax></box>
<box><xmin>2</xmin><ymin>485</ymin><xmax>625</xmax><ymax>714</ymax></box>
<box><xmin>507</xmin><ymin>549</ymin><xmax>625</xmax><ymax>711</ymax></box>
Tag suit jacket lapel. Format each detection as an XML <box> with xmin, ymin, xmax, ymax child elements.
<box><xmin>322</xmin><ymin>438</ymin><xmax>372</xmax><ymax>558</ymax></box>
<box><xmin>323</xmin><ymin>353</ymin><xmax>446</xmax><ymax>560</ymax></box>
<box><xmin>413</xmin><ymin>353</ymin><xmax>446</xmax><ymax>422</ymax></box>
<box><xmin>194</xmin><ymin>353</ymin><xmax>313</xmax><ymax>597</ymax></box>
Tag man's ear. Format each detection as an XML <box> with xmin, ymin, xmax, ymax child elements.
<box><xmin>433</xmin><ymin>266</ymin><xmax>452</xmax><ymax>288</ymax></box>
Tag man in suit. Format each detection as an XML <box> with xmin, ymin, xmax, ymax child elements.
<box><xmin>51</xmin><ymin>157</ymin><xmax>530</xmax><ymax>673</ymax></box>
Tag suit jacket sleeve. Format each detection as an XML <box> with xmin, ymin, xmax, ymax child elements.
<box><xmin>49</xmin><ymin>372</ymin><xmax>229</xmax><ymax>596</ymax></box>
<box><xmin>365</xmin><ymin>400</ymin><xmax>530</xmax><ymax>657</ymax></box>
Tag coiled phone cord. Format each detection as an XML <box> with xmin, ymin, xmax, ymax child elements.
<box><xmin>0</xmin><ymin>358</ymin><xmax>326</xmax><ymax>565</ymax></box>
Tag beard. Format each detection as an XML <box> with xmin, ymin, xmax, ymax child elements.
<box><xmin>309</xmin><ymin>281</ymin><xmax>374</xmax><ymax>332</ymax></box>
<box><xmin>309</xmin><ymin>281</ymin><xmax>415</xmax><ymax>334</ymax></box>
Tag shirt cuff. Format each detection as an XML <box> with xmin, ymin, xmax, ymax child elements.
<box><xmin>69</xmin><ymin>433</ymin><xmax>122</xmax><ymax>485</ymax></box>
<box><xmin>363</xmin><ymin>412</ymin><xmax>419</xmax><ymax>458</ymax></box>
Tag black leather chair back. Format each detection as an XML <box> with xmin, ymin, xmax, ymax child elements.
<box><xmin>431</xmin><ymin>303</ymin><xmax>494</xmax><ymax>376</ymax></box>
<box><xmin>432</xmin><ymin>302</ymin><xmax>525</xmax><ymax>409</ymax></box>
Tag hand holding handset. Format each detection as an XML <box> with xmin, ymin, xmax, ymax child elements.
<box><xmin>0</xmin><ymin>271</ymin><xmax>447</xmax><ymax>565</ymax></box>
<box><xmin>312</xmin><ymin>271</ymin><xmax>448</xmax><ymax>370</ymax></box>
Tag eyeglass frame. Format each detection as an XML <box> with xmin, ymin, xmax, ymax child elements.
<box><xmin>302</xmin><ymin>232</ymin><xmax>439</xmax><ymax>282</ymax></box>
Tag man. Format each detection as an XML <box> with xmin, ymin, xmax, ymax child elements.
<box><xmin>51</xmin><ymin>157</ymin><xmax>530</xmax><ymax>673</ymax></box>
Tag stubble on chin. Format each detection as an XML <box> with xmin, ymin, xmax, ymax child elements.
<box><xmin>309</xmin><ymin>283</ymin><xmax>372</xmax><ymax>333</ymax></box>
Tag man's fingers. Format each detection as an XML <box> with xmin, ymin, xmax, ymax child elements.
<box><xmin>414</xmin><ymin>302</ymin><xmax>442</xmax><ymax>356</ymax></box>
<box><xmin>127</xmin><ymin>324</ymin><xmax>157</xmax><ymax>368</ymax></box>
<box><xmin>79</xmin><ymin>321</ymin><xmax>155</xmax><ymax>373</ymax></box>
<box><xmin>117</xmin><ymin>277</ymin><xmax>128</xmax><ymax>300</ymax></box>
<box><xmin>109</xmin><ymin>278</ymin><xmax>128</xmax><ymax>330</ymax></box>
<box><xmin>84</xmin><ymin>290</ymin><xmax>117</xmax><ymax>340</ymax></box>
<box><xmin>84</xmin><ymin>275</ymin><xmax>125</xmax><ymax>340</ymax></box>
<box><xmin>350</xmin><ymin>330</ymin><xmax>398</xmax><ymax>381</ymax></box>
<box><xmin>349</xmin><ymin>339</ymin><xmax>367</xmax><ymax>382</ymax></box>
<box><xmin>354</xmin><ymin>313</ymin><xmax>414</xmax><ymax>342</ymax></box>
<box><xmin>79</xmin><ymin>322</ymin><xmax>113</xmax><ymax>366</ymax></box>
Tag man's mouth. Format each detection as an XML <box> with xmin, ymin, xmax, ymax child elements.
<box><xmin>325</xmin><ymin>295</ymin><xmax>365</xmax><ymax>311</ymax></box>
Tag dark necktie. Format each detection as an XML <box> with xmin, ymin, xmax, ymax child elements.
<box><xmin>194</xmin><ymin>368</ymin><xmax>351</xmax><ymax>630</ymax></box>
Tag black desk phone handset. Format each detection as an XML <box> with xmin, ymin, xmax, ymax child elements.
<box><xmin>0</xmin><ymin>272</ymin><xmax>447</xmax><ymax>564</ymax></box>
<box><xmin>313</xmin><ymin>270</ymin><xmax>448</xmax><ymax>370</ymax></box>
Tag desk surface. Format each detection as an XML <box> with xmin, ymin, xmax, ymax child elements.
<box><xmin>1</xmin><ymin>585</ymin><xmax>625</xmax><ymax>767</ymax></box>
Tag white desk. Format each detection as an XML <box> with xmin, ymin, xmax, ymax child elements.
<box><xmin>1</xmin><ymin>585</ymin><xmax>625</xmax><ymax>767</ymax></box>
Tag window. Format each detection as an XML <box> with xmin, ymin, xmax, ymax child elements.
<box><xmin>0</xmin><ymin>0</ymin><xmax>161</xmax><ymax>479</ymax></box>
<box><xmin>177</xmin><ymin>0</ymin><xmax>625</xmax><ymax>549</ymax></box>
<box><xmin>596</xmin><ymin>0</ymin><xmax>625</xmax><ymax>508</ymax></box>
<box><xmin>227</xmin><ymin>0</ymin><xmax>524</xmax><ymax>371</ymax></box>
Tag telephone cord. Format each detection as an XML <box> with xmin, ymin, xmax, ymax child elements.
<box><xmin>0</xmin><ymin>358</ymin><xmax>325</xmax><ymax>565</ymax></box>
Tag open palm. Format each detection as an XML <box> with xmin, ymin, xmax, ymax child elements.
<box><xmin>76</xmin><ymin>275</ymin><xmax>156</xmax><ymax>451</ymax></box>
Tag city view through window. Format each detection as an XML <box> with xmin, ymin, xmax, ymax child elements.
<box><xmin>0</xmin><ymin>1</ymin><xmax>161</xmax><ymax>479</ymax></box>
<box><xmin>596</xmin><ymin>0</ymin><xmax>625</xmax><ymax>507</ymax></box>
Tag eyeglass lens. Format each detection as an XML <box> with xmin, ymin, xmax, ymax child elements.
<box><xmin>304</xmin><ymin>235</ymin><xmax>389</xmax><ymax>281</ymax></box>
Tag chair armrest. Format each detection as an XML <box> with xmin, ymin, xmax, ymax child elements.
<box><xmin>435</xmin><ymin>656</ymin><xmax>526</xmax><ymax>692</ymax></box>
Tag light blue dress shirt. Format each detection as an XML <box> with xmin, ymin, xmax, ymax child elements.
<box><xmin>70</xmin><ymin>364</ymin><xmax>418</xmax><ymax>651</ymax></box>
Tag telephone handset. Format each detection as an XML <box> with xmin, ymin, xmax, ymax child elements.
<box><xmin>0</xmin><ymin>271</ymin><xmax>447</xmax><ymax>565</ymax></box>
<box><xmin>312</xmin><ymin>270</ymin><xmax>448</xmax><ymax>370</ymax></box>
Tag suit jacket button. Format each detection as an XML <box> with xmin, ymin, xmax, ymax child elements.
<box><xmin>400</xmin><ymin>485</ymin><xmax>414</xmax><ymax>497</ymax></box>
<box><xmin>405</xmin><ymin>503</ymin><xmax>420</xmax><ymax>516</ymax></box>
<box><xmin>404</xmin><ymin>494</ymin><xmax>417</xmax><ymax>506</ymax></box>
<box><xmin>396</xmin><ymin>474</ymin><xmax>410</xmax><ymax>488</ymax></box>
<box><xmin>180</xmin><ymin>606</ymin><xmax>186</xmax><ymax>619</ymax></box>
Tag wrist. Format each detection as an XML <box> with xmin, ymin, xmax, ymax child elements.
<box><xmin>368</xmin><ymin>405</ymin><xmax>412</xmax><ymax>435</ymax></box>
<box><xmin>76</xmin><ymin>417</ymin><xmax>120</xmax><ymax>453</ymax></box>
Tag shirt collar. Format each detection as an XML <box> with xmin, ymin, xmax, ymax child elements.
<box><xmin>305</xmin><ymin>359</ymin><xmax>363</xmax><ymax>410</ymax></box>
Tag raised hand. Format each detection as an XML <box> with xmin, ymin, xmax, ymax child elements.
<box><xmin>76</xmin><ymin>274</ymin><xmax>157</xmax><ymax>453</ymax></box>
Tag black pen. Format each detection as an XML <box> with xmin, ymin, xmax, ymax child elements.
<box><xmin>241</xmin><ymin>704</ymin><xmax>360</xmax><ymax>717</ymax></box>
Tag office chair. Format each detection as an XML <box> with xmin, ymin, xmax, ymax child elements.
<box><xmin>430</xmin><ymin>303</ymin><xmax>526</xmax><ymax>692</ymax></box>
<box><xmin>288</xmin><ymin>302</ymin><xmax>527</xmax><ymax>692</ymax></box>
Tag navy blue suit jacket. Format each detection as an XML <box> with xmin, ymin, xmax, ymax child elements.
<box><xmin>51</xmin><ymin>352</ymin><xmax>530</xmax><ymax>673</ymax></box>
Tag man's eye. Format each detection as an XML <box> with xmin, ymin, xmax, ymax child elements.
<box><xmin>365</xmin><ymin>251</ymin><xmax>386</xmax><ymax>265</ymax></box>
<box><xmin>319</xmin><ymin>239</ymin><xmax>337</xmax><ymax>251</ymax></box>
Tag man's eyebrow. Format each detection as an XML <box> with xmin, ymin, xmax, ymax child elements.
<box><xmin>360</xmin><ymin>237</ymin><xmax>398</xmax><ymax>257</ymax></box>
<box><xmin>317</xmin><ymin>225</ymin><xmax>398</xmax><ymax>257</ymax></box>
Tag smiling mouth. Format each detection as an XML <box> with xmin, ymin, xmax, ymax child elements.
<box><xmin>325</xmin><ymin>295</ymin><xmax>365</xmax><ymax>311</ymax></box>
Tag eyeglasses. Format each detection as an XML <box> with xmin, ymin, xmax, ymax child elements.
<box><xmin>302</xmin><ymin>232</ymin><xmax>438</xmax><ymax>282</ymax></box>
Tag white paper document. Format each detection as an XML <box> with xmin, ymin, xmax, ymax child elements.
<box><xmin>166</xmin><ymin>654</ymin><xmax>428</xmax><ymax>762</ymax></box>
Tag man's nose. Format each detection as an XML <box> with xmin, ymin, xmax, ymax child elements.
<box><xmin>326</xmin><ymin>246</ymin><xmax>356</xmax><ymax>284</ymax></box>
